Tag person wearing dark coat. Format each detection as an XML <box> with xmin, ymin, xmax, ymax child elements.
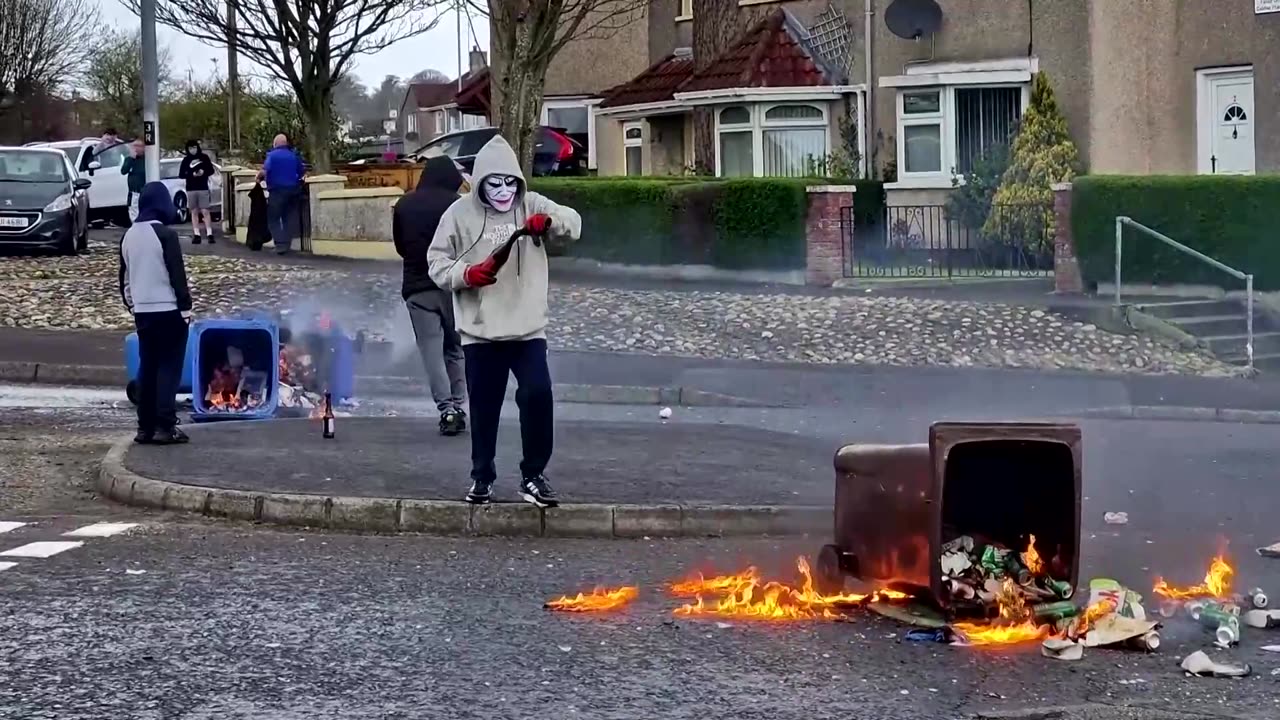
<box><xmin>246</xmin><ymin>182</ymin><xmax>271</xmax><ymax>251</ymax></box>
<box><xmin>394</xmin><ymin>155</ymin><xmax>468</xmax><ymax>436</ymax></box>
<box><xmin>118</xmin><ymin>182</ymin><xmax>192</xmax><ymax>445</ymax></box>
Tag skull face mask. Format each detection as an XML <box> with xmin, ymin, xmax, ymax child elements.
<box><xmin>480</xmin><ymin>175</ymin><xmax>519</xmax><ymax>213</ymax></box>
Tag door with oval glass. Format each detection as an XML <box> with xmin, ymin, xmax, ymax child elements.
<box><xmin>1199</xmin><ymin>68</ymin><xmax>1255</xmax><ymax>175</ymax></box>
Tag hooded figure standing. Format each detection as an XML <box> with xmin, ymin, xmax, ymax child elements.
<box><xmin>427</xmin><ymin>135</ymin><xmax>581</xmax><ymax>508</ymax></box>
<box><xmin>178</xmin><ymin>139</ymin><xmax>216</xmax><ymax>244</ymax></box>
<box><xmin>119</xmin><ymin>182</ymin><xmax>192</xmax><ymax>445</ymax></box>
<box><xmin>395</xmin><ymin>155</ymin><xmax>468</xmax><ymax>435</ymax></box>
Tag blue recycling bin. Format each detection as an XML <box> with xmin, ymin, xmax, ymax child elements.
<box><xmin>282</xmin><ymin>322</ymin><xmax>358</xmax><ymax>402</ymax></box>
<box><xmin>190</xmin><ymin>317</ymin><xmax>280</xmax><ymax>422</ymax></box>
<box><xmin>124</xmin><ymin>325</ymin><xmax>197</xmax><ymax>403</ymax></box>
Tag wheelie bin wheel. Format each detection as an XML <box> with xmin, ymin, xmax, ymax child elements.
<box><xmin>126</xmin><ymin>380</ymin><xmax>138</xmax><ymax>406</ymax></box>
<box><xmin>814</xmin><ymin>544</ymin><xmax>846</xmax><ymax>596</ymax></box>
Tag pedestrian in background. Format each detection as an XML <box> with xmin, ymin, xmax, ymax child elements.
<box><xmin>178</xmin><ymin>139</ymin><xmax>216</xmax><ymax>244</ymax></box>
<box><xmin>93</xmin><ymin>128</ymin><xmax>121</xmax><ymax>158</ymax></box>
<box><xmin>120</xmin><ymin>138</ymin><xmax>146</xmax><ymax>224</ymax></box>
<box><xmin>395</xmin><ymin>155</ymin><xmax>467</xmax><ymax>436</ymax></box>
<box><xmin>257</xmin><ymin>133</ymin><xmax>305</xmax><ymax>255</ymax></box>
<box><xmin>118</xmin><ymin>182</ymin><xmax>192</xmax><ymax>446</ymax></box>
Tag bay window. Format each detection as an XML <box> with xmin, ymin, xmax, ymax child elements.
<box><xmin>894</xmin><ymin>84</ymin><xmax>1027</xmax><ymax>185</ymax></box>
<box><xmin>716</xmin><ymin>103</ymin><xmax>831</xmax><ymax>178</ymax></box>
<box><xmin>623</xmin><ymin>122</ymin><xmax>643</xmax><ymax>176</ymax></box>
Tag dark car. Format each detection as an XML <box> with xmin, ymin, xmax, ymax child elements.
<box><xmin>407</xmin><ymin>127</ymin><xmax>585</xmax><ymax>177</ymax></box>
<box><xmin>0</xmin><ymin>147</ymin><xmax>92</xmax><ymax>255</ymax></box>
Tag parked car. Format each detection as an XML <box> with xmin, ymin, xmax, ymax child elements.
<box><xmin>29</xmin><ymin>138</ymin><xmax>131</xmax><ymax>226</ymax></box>
<box><xmin>0</xmin><ymin>146</ymin><xmax>92</xmax><ymax>255</ymax></box>
<box><xmin>406</xmin><ymin>127</ymin><xmax>585</xmax><ymax>177</ymax></box>
<box><xmin>159</xmin><ymin>157</ymin><xmax>223</xmax><ymax>224</ymax></box>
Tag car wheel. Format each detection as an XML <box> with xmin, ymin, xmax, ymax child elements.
<box><xmin>126</xmin><ymin>380</ymin><xmax>138</xmax><ymax>406</ymax></box>
<box><xmin>173</xmin><ymin>192</ymin><xmax>189</xmax><ymax>224</ymax></box>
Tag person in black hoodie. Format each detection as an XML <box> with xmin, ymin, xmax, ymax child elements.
<box><xmin>119</xmin><ymin>182</ymin><xmax>192</xmax><ymax>445</ymax></box>
<box><xmin>178</xmin><ymin>139</ymin><xmax>216</xmax><ymax>244</ymax></box>
<box><xmin>394</xmin><ymin>155</ymin><xmax>468</xmax><ymax>435</ymax></box>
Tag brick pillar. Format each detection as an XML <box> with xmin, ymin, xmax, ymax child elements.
<box><xmin>1052</xmin><ymin>182</ymin><xmax>1083</xmax><ymax>294</ymax></box>
<box><xmin>805</xmin><ymin>185</ymin><xmax>856</xmax><ymax>287</ymax></box>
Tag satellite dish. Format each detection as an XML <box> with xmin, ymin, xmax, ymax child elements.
<box><xmin>885</xmin><ymin>0</ymin><xmax>944</xmax><ymax>40</ymax></box>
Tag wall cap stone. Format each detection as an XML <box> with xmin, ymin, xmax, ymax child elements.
<box><xmin>1052</xmin><ymin>182</ymin><xmax>1073</xmax><ymax>191</ymax></box>
<box><xmin>306</xmin><ymin>174</ymin><xmax>348</xmax><ymax>183</ymax></box>
<box><xmin>806</xmin><ymin>185</ymin><xmax>859</xmax><ymax>194</ymax></box>
<box><xmin>317</xmin><ymin>187</ymin><xmax>403</xmax><ymax>200</ymax></box>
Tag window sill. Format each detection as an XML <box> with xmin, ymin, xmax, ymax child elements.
<box><xmin>675</xmin><ymin>14</ymin><xmax>692</xmax><ymax>22</ymax></box>
<box><xmin>884</xmin><ymin>177</ymin><xmax>958</xmax><ymax>191</ymax></box>
<box><xmin>738</xmin><ymin>0</ymin><xmax>784</xmax><ymax>5</ymax></box>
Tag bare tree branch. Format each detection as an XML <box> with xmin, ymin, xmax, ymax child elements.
<box><xmin>0</xmin><ymin>0</ymin><xmax>99</xmax><ymax>103</ymax></box>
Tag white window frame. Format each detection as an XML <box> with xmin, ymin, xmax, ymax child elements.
<box><xmin>1196</xmin><ymin>65</ymin><xmax>1256</xmax><ymax>175</ymax></box>
<box><xmin>893</xmin><ymin>83</ymin><xmax>1029</xmax><ymax>189</ymax></box>
<box><xmin>623</xmin><ymin>121</ymin><xmax>644</xmax><ymax>176</ymax></box>
<box><xmin>677</xmin><ymin>0</ymin><xmax>693</xmax><ymax>21</ymax></box>
<box><xmin>714</xmin><ymin>102</ymin><xmax>831</xmax><ymax>178</ymax></box>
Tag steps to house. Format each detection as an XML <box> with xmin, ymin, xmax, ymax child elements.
<box><xmin>1135</xmin><ymin>299</ymin><xmax>1277</xmax><ymax>371</ymax></box>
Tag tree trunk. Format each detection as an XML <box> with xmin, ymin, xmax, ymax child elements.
<box><xmin>302</xmin><ymin>89</ymin><xmax>333</xmax><ymax>173</ymax></box>
<box><xmin>691</xmin><ymin>0</ymin><xmax>767</xmax><ymax>173</ymax></box>
<box><xmin>494</xmin><ymin>13</ymin><xmax>546</xmax><ymax>177</ymax></box>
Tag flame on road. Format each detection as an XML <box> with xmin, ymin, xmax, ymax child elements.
<box><xmin>951</xmin><ymin>578</ymin><xmax>1047</xmax><ymax>646</ymax></box>
<box><xmin>1153</xmin><ymin>555</ymin><xmax>1233</xmax><ymax>600</ymax></box>
<box><xmin>544</xmin><ymin>586</ymin><xmax>639</xmax><ymax>613</ymax></box>
<box><xmin>672</xmin><ymin>556</ymin><xmax>906</xmax><ymax>620</ymax></box>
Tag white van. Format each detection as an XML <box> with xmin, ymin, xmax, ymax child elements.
<box><xmin>33</xmin><ymin>138</ymin><xmax>131</xmax><ymax>226</ymax></box>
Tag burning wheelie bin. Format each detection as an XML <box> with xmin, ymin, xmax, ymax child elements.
<box><xmin>814</xmin><ymin>422</ymin><xmax>1082</xmax><ymax>619</ymax></box>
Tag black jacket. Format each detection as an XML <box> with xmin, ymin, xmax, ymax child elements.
<box><xmin>178</xmin><ymin>148</ymin><xmax>214</xmax><ymax>192</ymax></box>
<box><xmin>393</xmin><ymin>155</ymin><xmax>463</xmax><ymax>299</ymax></box>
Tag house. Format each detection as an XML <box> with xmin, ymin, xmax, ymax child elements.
<box><xmin>579</xmin><ymin>0</ymin><xmax>1276</xmax><ymax>204</ymax></box>
<box><xmin>399</xmin><ymin>48</ymin><xmax>492</xmax><ymax>150</ymax></box>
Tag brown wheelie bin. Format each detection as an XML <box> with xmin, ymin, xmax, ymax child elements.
<box><xmin>813</xmin><ymin>422</ymin><xmax>1082</xmax><ymax>614</ymax></box>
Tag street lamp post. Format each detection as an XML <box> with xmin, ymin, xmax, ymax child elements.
<box><xmin>140</xmin><ymin>0</ymin><xmax>161</xmax><ymax>181</ymax></box>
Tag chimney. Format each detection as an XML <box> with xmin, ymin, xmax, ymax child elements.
<box><xmin>469</xmin><ymin>47</ymin><xmax>488</xmax><ymax>74</ymax></box>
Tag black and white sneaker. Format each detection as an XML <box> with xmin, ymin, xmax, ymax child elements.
<box><xmin>465</xmin><ymin>478</ymin><xmax>493</xmax><ymax>505</ymax></box>
<box><xmin>519</xmin><ymin>475</ymin><xmax>559</xmax><ymax>508</ymax></box>
<box><xmin>439</xmin><ymin>408</ymin><xmax>466</xmax><ymax>436</ymax></box>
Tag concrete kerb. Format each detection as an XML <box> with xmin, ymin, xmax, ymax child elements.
<box><xmin>98</xmin><ymin>434</ymin><xmax>828</xmax><ymax>538</ymax></box>
<box><xmin>1081</xmin><ymin>405</ymin><xmax>1280</xmax><ymax>424</ymax></box>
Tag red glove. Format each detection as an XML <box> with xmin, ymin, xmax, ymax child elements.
<box><xmin>464</xmin><ymin>256</ymin><xmax>498</xmax><ymax>287</ymax></box>
<box><xmin>525</xmin><ymin>213</ymin><xmax>552</xmax><ymax>235</ymax></box>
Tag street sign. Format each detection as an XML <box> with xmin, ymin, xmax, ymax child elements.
<box><xmin>143</xmin><ymin>121</ymin><xmax>156</xmax><ymax>146</ymax></box>
<box><xmin>1257</xmin><ymin>0</ymin><xmax>1280</xmax><ymax>13</ymax></box>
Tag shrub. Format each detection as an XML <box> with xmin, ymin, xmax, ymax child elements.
<box><xmin>985</xmin><ymin>72</ymin><xmax>1079</xmax><ymax>250</ymax></box>
<box><xmin>529</xmin><ymin>176</ymin><xmax>885</xmax><ymax>270</ymax></box>
<box><xmin>1072</xmin><ymin>175</ymin><xmax>1280</xmax><ymax>290</ymax></box>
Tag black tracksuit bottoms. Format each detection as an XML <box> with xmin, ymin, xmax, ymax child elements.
<box><xmin>134</xmin><ymin>310</ymin><xmax>188</xmax><ymax>433</ymax></box>
<box><xmin>463</xmin><ymin>338</ymin><xmax>553</xmax><ymax>483</ymax></box>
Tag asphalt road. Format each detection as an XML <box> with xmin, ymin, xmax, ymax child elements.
<box><xmin>2</xmin><ymin>397</ymin><xmax>1280</xmax><ymax>719</ymax></box>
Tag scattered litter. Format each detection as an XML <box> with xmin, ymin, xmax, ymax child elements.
<box><xmin>1257</xmin><ymin>542</ymin><xmax>1280</xmax><ymax>559</ymax></box>
<box><xmin>715</xmin><ymin>622</ymin><xmax>732</xmax><ymax>629</ymax></box>
<box><xmin>125</xmin><ymin>569</ymin><xmax>146</xmax><ymax>575</ymax></box>
<box><xmin>1180</xmin><ymin>650</ymin><xmax>1251</xmax><ymax>678</ymax></box>
<box><xmin>1260</xmin><ymin>645</ymin><xmax>1280</xmax><ymax>653</ymax></box>
<box><xmin>1242</xmin><ymin>609</ymin><xmax>1280</xmax><ymax>629</ymax></box>
<box><xmin>658</xmin><ymin>407</ymin><xmax>673</xmax><ymax>420</ymax></box>
<box><xmin>265</xmin><ymin>642</ymin><xmax>281</xmax><ymax>648</ymax></box>
<box><xmin>1041</xmin><ymin>637</ymin><xmax>1084</xmax><ymax>661</ymax></box>
<box><xmin>557</xmin><ymin>645</ymin><xmax>572</xmax><ymax>653</ymax></box>
<box><xmin>905</xmin><ymin>628</ymin><xmax>955</xmax><ymax>643</ymax></box>
<box><xmin>985</xmin><ymin>692</ymin><xmax>1007</xmax><ymax>700</ymax></box>
<box><xmin>1104</xmin><ymin>512</ymin><xmax>1129</xmax><ymax>525</ymax></box>
<box><xmin>1272</xmin><ymin>668</ymin><xmax>1280</xmax><ymax>677</ymax></box>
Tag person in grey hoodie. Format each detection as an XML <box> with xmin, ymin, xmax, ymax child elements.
<box><xmin>427</xmin><ymin>135</ymin><xmax>581</xmax><ymax>508</ymax></box>
<box><xmin>119</xmin><ymin>182</ymin><xmax>192</xmax><ymax>446</ymax></box>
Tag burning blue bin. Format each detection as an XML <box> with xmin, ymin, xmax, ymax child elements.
<box><xmin>279</xmin><ymin>319</ymin><xmax>359</xmax><ymax>403</ymax></box>
<box><xmin>124</xmin><ymin>325</ymin><xmax>197</xmax><ymax>404</ymax></box>
<box><xmin>191</xmin><ymin>317</ymin><xmax>280</xmax><ymax>421</ymax></box>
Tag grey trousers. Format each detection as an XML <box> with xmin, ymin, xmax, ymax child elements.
<box><xmin>406</xmin><ymin>289</ymin><xmax>466</xmax><ymax>412</ymax></box>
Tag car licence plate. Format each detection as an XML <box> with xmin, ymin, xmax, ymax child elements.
<box><xmin>0</xmin><ymin>217</ymin><xmax>29</xmax><ymax>229</ymax></box>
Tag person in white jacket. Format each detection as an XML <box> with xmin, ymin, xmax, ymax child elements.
<box><xmin>426</xmin><ymin>134</ymin><xmax>581</xmax><ymax>508</ymax></box>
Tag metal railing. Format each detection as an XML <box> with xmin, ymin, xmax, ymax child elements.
<box><xmin>1115</xmin><ymin>216</ymin><xmax>1254</xmax><ymax>370</ymax></box>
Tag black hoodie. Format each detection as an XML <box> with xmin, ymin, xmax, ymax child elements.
<box><xmin>393</xmin><ymin>155</ymin><xmax>464</xmax><ymax>299</ymax></box>
<box><xmin>178</xmin><ymin>141</ymin><xmax>214</xmax><ymax>192</ymax></box>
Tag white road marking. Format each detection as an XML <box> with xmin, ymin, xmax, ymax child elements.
<box><xmin>0</xmin><ymin>522</ymin><xmax>27</xmax><ymax>534</ymax></box>
<box><xmin>0</xmin><ymin>562</ymin><xmax>16</xmax><ymax>572</ymax></box>
<box><xmin>63</xmin><ymin>522</ymin><xmax>139</xmax><ymax>538</ymax></box>
<box><xmin>0</xmin><ymin>541</ymin><xmax>85</xmax><ymax>558</ymax></box>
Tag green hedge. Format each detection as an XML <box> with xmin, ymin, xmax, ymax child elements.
<box><xmin>1073</xmin><ymin>175</ymin><xmax>1280</xmax><ymax>290</ymax></box>
<box><xmin>528</xmin><ymin>177</ymin><xmax>884</xmax><ymax>270</ymax></box>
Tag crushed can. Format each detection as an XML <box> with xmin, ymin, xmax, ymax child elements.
<box><xmin>1214</xmin><ymin>623</ymin><xmax>1240</xmax><ymax>647</ymax></box>
<box><xmin>980</xmin><ymin>546</ymin><xmax>1010</xmax><ymax>578</ymax></box>
<box><xmin>1248</xmin><ymin>588</ymin><xmax>1268</xmax><ymax>609</ymax></box>
<box><xmin>1033</xmin><ymin>600</ymin><xmax>1080</xmax><ymax>622</ymax></box>
<box><xmin>1197</xmin><ymin>604</ymin><xmax>1241</xmax><ymax>646</ymax></box>
<box><xmin>1126</xmin><ymin>630</ymin><xmax>1161</xmax><ymax>652</ymax></box>
<box><xmin>1044</xmin><ymin>579</ymin><xmax>1074</xmax><ymax>599</ymax></box>
<box><xmin>1005</xmin><ymin>556</ymin><xmax>1032</xmax><ymax>586</ymax></box>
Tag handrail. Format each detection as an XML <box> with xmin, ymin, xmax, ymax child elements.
<box><xmin>1115</xmin><ymin>216</ymin><xmax>1253</xmax><ymax>370</ymax></box>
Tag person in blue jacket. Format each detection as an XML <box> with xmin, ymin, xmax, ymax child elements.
<box><xmin>257</xmin><ymin>134</ymin><xmax>306</xmax><ymax>255</ymax></box>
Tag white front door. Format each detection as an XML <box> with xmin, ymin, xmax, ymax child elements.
<box><xmin>1199</xmin><ymin>69</ymin><xmax>1256</xmax><ymax>175</ymax></box>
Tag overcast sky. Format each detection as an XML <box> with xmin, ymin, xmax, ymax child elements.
<box><xmin>99</xmin><ymin>0</ymin><xmax>490</xmax><ymax>90</ymax></box>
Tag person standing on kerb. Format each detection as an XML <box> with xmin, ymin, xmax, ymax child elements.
<box><xmin>426</xmin><ymin>135</ymin><xmax>581</xmax><ymax>508</ymax></box>
<box><xmin>257</xmin><ymin>134</ymin><xmax>306</xmax><ymax>255</ymax></box>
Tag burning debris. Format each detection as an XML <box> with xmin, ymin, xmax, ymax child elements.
<box><xmin>203</xmin><ymin>345</ymin><xmax>271</xmax><ymax>413</ymax></box>
<box><xmin>670</xmin><ymin>557</ymin><xmax>907</xmax><ymax>620</ymax></box>
<box><xmin>544</xmin><ymin>586</ymin><xmax>638</xmax><ymax>613</ymax></box>
<box><xmin>1153</xmin><ymin>554</ymin><xmax>1234</xmax><ymax>601</ymax></box>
